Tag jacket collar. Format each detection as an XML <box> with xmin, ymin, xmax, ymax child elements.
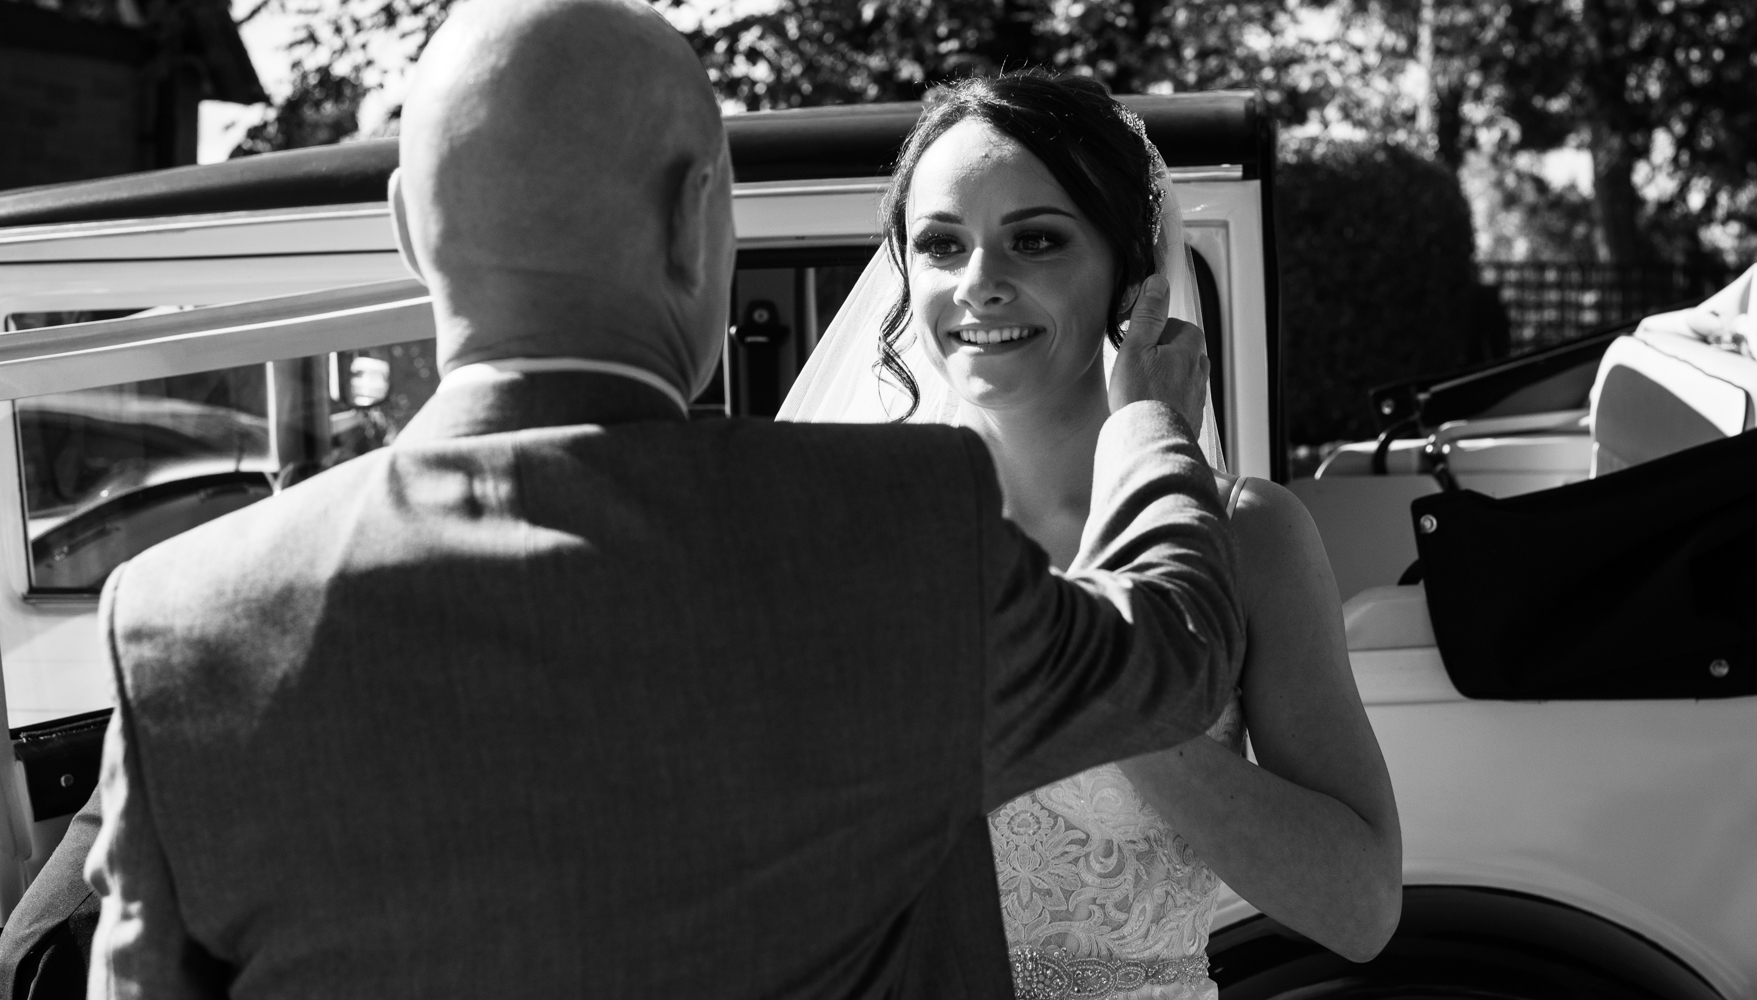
<box><xmin>396</xmin><ymin>368</ymin><xmax>689</xmax><ymax>445</ymax></box>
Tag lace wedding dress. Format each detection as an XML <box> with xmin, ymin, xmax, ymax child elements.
<box><xmin>989</xmin><ymin>479</ymin><xmax>1250</xmax><ymax>1000</ymax></box>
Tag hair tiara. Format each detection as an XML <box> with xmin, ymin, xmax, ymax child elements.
<box><xmin>1113</xmin><ymin>102</ymin><xmax>1169</xmax><ymax>260</ymax></box>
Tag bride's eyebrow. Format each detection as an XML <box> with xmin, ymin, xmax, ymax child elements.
<box><xmin>913</xmin><ymin>206</ymin><xmax>1075</xmax><ymax>226</ymax></box>
<box><xmin>1000</xmin><ymin>206</ymin><xmax>1076</xmax><ymax>224</ymax></box>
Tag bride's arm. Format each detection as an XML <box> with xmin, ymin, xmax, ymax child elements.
<box><xmin>1116</xmin><ymin>478</ymin><xmax>1402</xmax><ymax>963</ymax></box>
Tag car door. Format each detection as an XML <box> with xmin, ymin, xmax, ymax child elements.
<box><xmin>0</xmin><ymin>216</ymin><xmax>436</xmax><ymax>914</ymax></box>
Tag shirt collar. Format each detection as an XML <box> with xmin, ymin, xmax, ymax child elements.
<box><xmin>442</xmin><ymin>357</ymin><xmax>689</xmax><ymax>418</ymax></box>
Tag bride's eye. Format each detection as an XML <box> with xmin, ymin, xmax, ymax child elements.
<box><xmin>1014</xmin><ymin>230</ymin><xmax>1065</xmax><ymax>255</ymax></box>
<box><xmin>910</xmin><ymin>232</ymin><xmax>963</xmax><ymax>260</ymax></box>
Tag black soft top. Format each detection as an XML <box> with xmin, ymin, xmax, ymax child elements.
<box><xmin>0</xmin><ymin>92</ymin><xmax>1269</xmax><ymax>228</ymax></box>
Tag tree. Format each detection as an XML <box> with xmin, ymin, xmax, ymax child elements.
<box><xmin>1332</xmin><ymin>0</ymin><xmax>1757</xmax><ymax>266</ymax></box>
<box><xmin>231</xmin><ymin>0</ymin><xmax>458</xmax><ymax>153</ymax></box>
<box><xmin>236</xmin><ymin>0</ymin><xmax>1341</xmax><ymax>152</ymax></box>
<box><xmin>241</xmin><ymin>0</ymin><xmax>458</xmax><ymax>82</ymax></box>
<box><xmin>1462</xmin><ymin>159</ymin><xmax>1599</xmax><ymax>262</ymax></box>
<box><xmin>242</xmin><ymin>0</ymin><xmax>1757</xmax><ymax>266</ymax></box>
<box><xmin>230</xmin><ymin>65</ymin><xmax>367</xmax><ymax>156</ymax></box>
<box><xmin>1484</xmin><ymin>0</ymin><xmax>1757</xmax><ymax>265</ymax></box>
<box><xmin>673</xmin><ymin>0</ymin><xmax>1327</xmax><ymax>119</ymax></box>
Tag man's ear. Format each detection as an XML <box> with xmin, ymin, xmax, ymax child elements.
<box><xmin>666</xmin><ymin>154</ymin><xmax>717</xmax><ymax>293</ymax></box>
<box><xmin>388</xmin><ymin>169</ymin><xmax>426</xmax><ymax>286</ymax></box>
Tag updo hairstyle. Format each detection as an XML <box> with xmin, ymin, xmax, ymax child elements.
<box><xmin>875</xmin><ymin>70</ymin><xmax>1165</xmax><ymax>420</ymax></box>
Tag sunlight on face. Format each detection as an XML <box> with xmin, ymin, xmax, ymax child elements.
<box><xmin>905</xmin><ymin>119</ymin><xmax>1115</xmax><ymax>414</ymax></box>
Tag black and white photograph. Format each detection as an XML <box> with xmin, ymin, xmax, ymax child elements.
<box><xmin>0</xmin><ymin>0</ymin><xmax>1751</xmax><ymax>997</ymax></box>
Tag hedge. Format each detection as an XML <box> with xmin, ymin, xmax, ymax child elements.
<box><xmin>1276</xmin><ymin>142</ymin><xmax>1509</xmax><ymax>445</ymax></box>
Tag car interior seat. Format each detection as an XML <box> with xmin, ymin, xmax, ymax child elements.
<box><xmin>1410</xmin><ymin>264</ymin><xmax>1757</xmax><ymax>701</ymax></box>
<box><xmin>1589</xmin><ymin>264</ymin><xmax>1757</xmax><ymax>476</ymax></box>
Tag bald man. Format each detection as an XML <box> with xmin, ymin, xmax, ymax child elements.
<box><xmin>81</xmin><ymin>1</ymin><xmax>1243</xmax><ymax>997</ymax></box>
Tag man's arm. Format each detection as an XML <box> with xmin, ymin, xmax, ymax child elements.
<box><xmin>86</xmin><ymin>566</ymin><xmax>226</xmax><ymax>1000</ymax></box>
<box><xmin>975</xmin><ymin>401</ymin><xmax>1244</xmax><ymax>811</ymax></box>
<box><xmin>0</xmin><ymin>788</ymin><xmax>101</xmax><ymax>1000</ymax></box>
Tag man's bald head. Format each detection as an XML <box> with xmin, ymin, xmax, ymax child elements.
<box><xmin>392</xmin><ymin>0</ymin><xmax>733</xmax><ymax>395</ymax></box>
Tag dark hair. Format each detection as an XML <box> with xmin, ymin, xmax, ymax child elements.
<box><xmin>876</xmin><ymin>70</ymin><xmax>1164</xmax><ymax>420</ymax></box>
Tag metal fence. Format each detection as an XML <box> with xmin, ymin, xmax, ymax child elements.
<box><xmin>1479</xmin><ymin>261</ymin><xmax>1731</xmax><ymax>354</ymax></box>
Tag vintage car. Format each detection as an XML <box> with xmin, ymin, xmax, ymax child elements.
<box><xmin>0</xmin><ymin>94</ymin><xmax>1749</xmax><ymax>998</ymax></box>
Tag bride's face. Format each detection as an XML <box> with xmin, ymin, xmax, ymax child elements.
<box><xmin>905</xmin><ymin>120</ymin><xmax>1114</xmax><ymax>414</ymax></box>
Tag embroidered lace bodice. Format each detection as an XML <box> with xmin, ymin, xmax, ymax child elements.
<box><xmin>988</xmin><ymin>473</ymin><xmax>1253</xmax><ymax>1000</ymax></box>
<box><xmin>989</xmin><ymin>697</ymin><xmax>1246</xmax><ymax>1000</ymax></box>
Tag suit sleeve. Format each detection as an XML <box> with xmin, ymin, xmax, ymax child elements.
<box><xmin>0</xmin><ymin>787</ymin><xmax>101</xmax><ymax>1000</ymax></box>
<box><xmin>975</xmin><ymin>401</ymin><xmax>1245</xmax><ymax>811</ymax></box>
<box><xmin>85</xmin><ymin>565</ymin><xmax>226</xmax><ymax>1000</ymax></box>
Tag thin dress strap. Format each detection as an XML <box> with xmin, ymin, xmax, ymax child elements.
<box><xmin>1224</xmin><ymin>475</ymin><xmax>1250</xmax><ymax>520</ymax></box>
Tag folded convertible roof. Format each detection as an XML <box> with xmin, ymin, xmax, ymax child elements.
<box><xmin>0</xmin><ymin>92</ymin><xmax>1271</xmax><ymax>228</ymax></box>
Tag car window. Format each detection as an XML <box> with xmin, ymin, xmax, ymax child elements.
<box><xmin>9</xmin><ymin>247</ymin><xmax>871</xmax><ymax>590</ymax></box>
<box><xmin>723</xmin><ymin>248</ymin><xmax>875</xmax><ymax>417</ymax></box>
<box><xmin>10</xmin><ymin>311</ymin><xmax>440</xmax><ymax>594</ymax></box>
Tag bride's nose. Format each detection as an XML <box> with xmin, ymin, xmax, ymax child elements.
<box><xmin>953</xmin><ymin>248</ymin><xmax>1015</xmax><ymax>310</ymax></box>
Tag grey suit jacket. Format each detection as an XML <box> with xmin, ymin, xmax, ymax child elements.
<box><xmin>86</xmin><ymin>369</ymin><xmax>1242</xmax><ymax>1000</ymax></box>
<box><xmin>0</xmin><ymin>789</ymin><xmax>100</xmax><ymax>1000</ymax></box>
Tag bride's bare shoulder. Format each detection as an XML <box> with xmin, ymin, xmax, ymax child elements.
<box><xmin>1230</xmin><ymin>475</ymin><xmax>1307</xmax><ymax>521</ymax></box>
<box><xmin>1226</xmin><ymin>476</ymin><xmax>1339</xmax><ymax>610</ymax></box>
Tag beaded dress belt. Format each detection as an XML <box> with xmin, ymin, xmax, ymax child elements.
<box><xmin>1010</xmin><ymin>947</ymin><xmax>1209</xmax><ymax>1000</ymax></box>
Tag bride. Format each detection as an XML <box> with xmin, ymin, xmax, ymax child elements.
<box><xmin>782</xmin><ymin>72</ymin><xmax>1402</xmax><ymax>998</ymax></box>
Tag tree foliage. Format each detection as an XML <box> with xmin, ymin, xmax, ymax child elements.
<box><xmin>671</xmin><ymin>0</ymin><xmax>1321</xmax><ymax>119</ymax></box>
<box><xmin>1481</xmin><ymin>0</ymin><xmax>1757</xmax><ymax>265</ymax></box>
<box><xmin>1463</xmin><ymin>160</ymin><xmax>1599</xmax><ymax>262</ymax></box>
<box><xmin>228</xmin><ymin>0</ymin><xmax>458</xmax><ymax>153</ymax></box>
<box><xmin>246</xmin><ymin>0</ymin><xmax>1332</xmax><ymax>125</ymax></box>
<box><xmin>229</xmin><ymin>65</ymin><xmax>367</xmax><ymax>156</ymax></box>
<box><xmin>1334</xmin><ymin>0</ymin><xmax>1757</xmax><ymax>265</ymax></box>
<box><xmin>238</xmin><ymin>0</ymin><xmax>1757</xmax><ymax>267</ymax></box>
<box><xmin>241</xmin><ymin>0</ymin><xmax>458</xmax><ymax>81</ymax></box>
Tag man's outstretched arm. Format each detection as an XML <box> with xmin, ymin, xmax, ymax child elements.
<box><xmin>974</xmin><ymin>402</ymin><xmax>1243</xmax><ymax>810</ymax></box>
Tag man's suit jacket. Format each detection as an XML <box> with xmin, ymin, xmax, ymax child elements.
<box><xmin>85</xmin><ymin>369</ymin><xmax>1243</xmax><ymax>1000</ymax></box>
<box><xmin>0</xmin><ymin>790</ymin><xmax>100</xmax><ymax>1000</ymax></box>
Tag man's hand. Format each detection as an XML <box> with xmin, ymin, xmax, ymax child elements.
<box><xmin>1108</xmin><ymin>274</ymin><xmax>1210</xmax><ymax>432</ymax></box>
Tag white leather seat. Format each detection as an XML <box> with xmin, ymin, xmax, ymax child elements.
<box><xmin>1589</xmin><ymin>264</ymin><xmax>1757</xmax><ymax>476</ymax></box>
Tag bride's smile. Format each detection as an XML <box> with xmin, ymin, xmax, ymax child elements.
<box><xmin>948</xmin><ymin>325</ymin><xmax>1043</xmax><ymax>347</ymax></box>
<box><xmin>904</xmin><ymin>118</ymin><xmax>1117</xmax><ymax>411</ymax></box>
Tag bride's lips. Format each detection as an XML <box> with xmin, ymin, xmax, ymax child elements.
<box><xmin>944</xmin><ymin>325</ymin><xmax>1045</xmax><ymax>352</ymax></box>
